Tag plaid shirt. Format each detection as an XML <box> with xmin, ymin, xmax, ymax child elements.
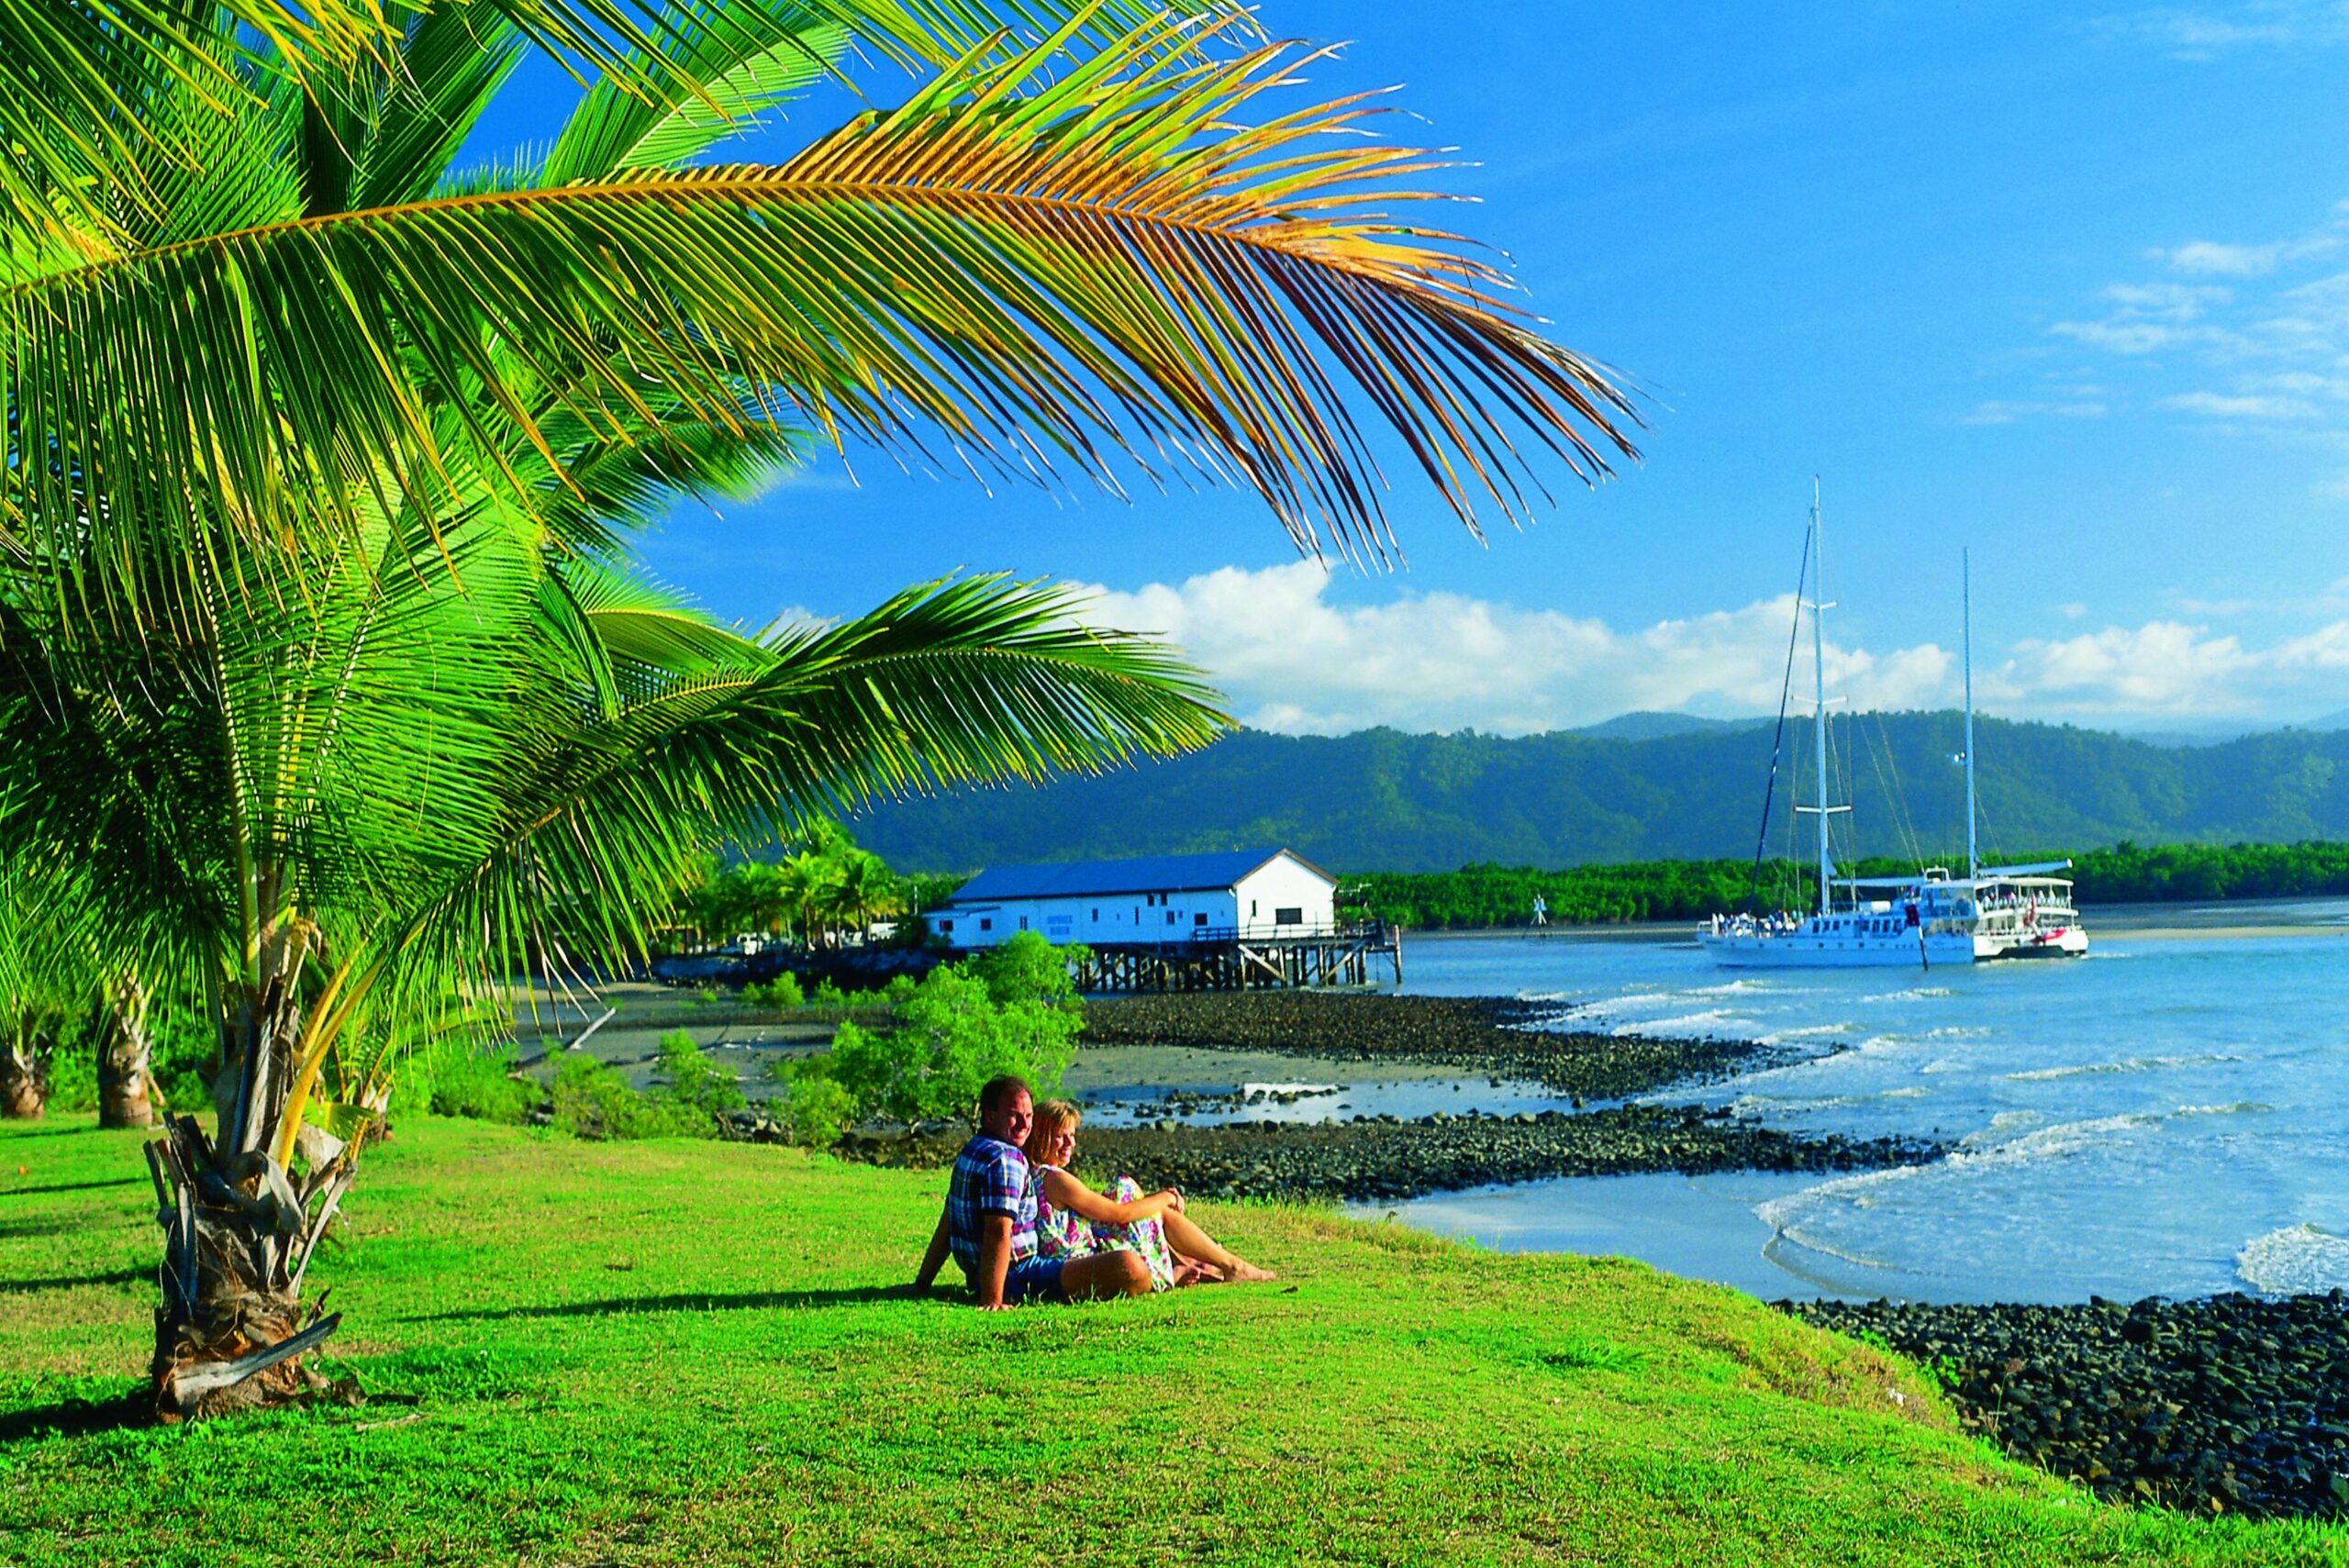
<box><xmin>946</xmin><ymin>1135</ymin><xmax>1037</xmax><ymax>1278</ymax></box>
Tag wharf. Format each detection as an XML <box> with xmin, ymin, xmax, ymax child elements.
<box><xmin>1068</xmin><ymin>921</ymin><xmax>1403</xmax><ymax>994</ymax></box>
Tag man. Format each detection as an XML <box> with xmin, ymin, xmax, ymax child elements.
<box><xmin>913</xmin><ymin>1075</ymin><xmax>1151</xmax><ymax>1308</ymax></box>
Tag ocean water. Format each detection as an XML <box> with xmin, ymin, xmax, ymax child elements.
<box><xmin>1372</xmin><ymin>909</ymin><xmax>2349</xmax><ymax>1304</ymax></box>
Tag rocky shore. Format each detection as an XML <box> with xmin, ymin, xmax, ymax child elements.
<box><xmin>1082</xmin><ymin>992</ymin><xmax>1767</xmax><ymax>1100</ymax></box>
<box><xmin>839</xmin><ymin>1105</ymin><xmax>1942</xmax><ymax>1202</ymax></box>
<box><xmin>1785</xmin><ymin>1295</ymin><xmax>2349</xmax><ymax>1520</ymax></box>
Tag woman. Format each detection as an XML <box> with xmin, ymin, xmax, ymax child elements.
<box><xmin>1022</xmin><ymin>1099</ymin><xmax>1276</xmax><ymax>1287</ymax></box>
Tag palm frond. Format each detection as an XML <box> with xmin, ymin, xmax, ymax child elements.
<box><xmin>390</xmin><ymin>570</ymin><xmax>1229</xmax><ymax>989</ymax></box>
<box><xmin>7</xmin><ymin>13</ymin><xmax>1631</xmax><ymax>635</ymax></box>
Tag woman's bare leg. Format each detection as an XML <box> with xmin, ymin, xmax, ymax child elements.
<box><xmin>1162</xmin><ymin>1210</ymin><xmax>1275</xmax><ymax>1282</ymax></box>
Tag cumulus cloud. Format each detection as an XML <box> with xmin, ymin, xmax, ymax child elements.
<box><xmin>1061</xmin><ymin>564</ymin><xmax>2349</xmax><ymax>732</ymax></box>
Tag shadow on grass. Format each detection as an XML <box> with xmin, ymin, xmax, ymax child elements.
<box><xmin>2</xmin><ymin>1265</ymin><xmax>149</xmax><ymax>1294</ymax></box>
<box><xmin>1</xmin><ymin>1178</ymin><xmax>148</xmax><ymax>1200</ymax></box>
<box><xmin>412</xmin><ymin>1285</ymin><xmax>916</xmax><ymax>1322</ymax></box>
<box><xmin>0</xmin><ymin>1388</ymin><xmax>148</xmax><ymax>1444</ymax></box>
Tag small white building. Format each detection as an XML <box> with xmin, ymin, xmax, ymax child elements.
<box><xmin>935</xmin><ymin>848</ymin><xmax>1340</xmax><ymax>950</ymax></box>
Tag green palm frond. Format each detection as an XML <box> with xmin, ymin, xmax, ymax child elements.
<box><xmin>389</xmin><ymin>569</ymin><xmax>1228</xmax><ymax>991</ymax></box>
<box><xmin>7</xmin><ymin>11</ymin><xmax>1631</xmax><ymax>633</ymax></box>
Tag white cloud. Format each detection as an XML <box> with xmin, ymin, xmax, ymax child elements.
<box><xmin>1063</xmin><ymin>563</ymin><xmax>2349</xmax><ymax>732</ymax></box>
<box><xmin>2156</xmin><ymin>236</ymin><xmax>2342</xmax><ymax>275</ymax></box>
<box><xmin>2092</xmin><ymin>4</ymin><xmax>2349</xmax><ymax>58</ymax></box>
<box><xmin>2161</xmin><ymin>390</ymin><xmax>2314</xmax><ymax>418</ymax></box>
<box><xmin>1960</xmin><ymin>399</ymin><xmax>2108</xmax><ymax>426</ymax></box>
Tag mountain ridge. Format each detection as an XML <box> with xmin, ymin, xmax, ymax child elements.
<box><xmin>847</xmin><ymin>712</ymin><xmax>2349</xmax><ymax>874</ymax></box>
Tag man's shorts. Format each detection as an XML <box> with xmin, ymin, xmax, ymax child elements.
<box><xmin>1004</xmin><ymin>1254</ymin><xmax>1065</xmax><ymax>1305</ymax></box>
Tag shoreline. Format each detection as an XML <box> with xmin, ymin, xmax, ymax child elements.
<box><xmin>1400</xmin><ymin>894</ymin><xmax>2349</xmax><ymax>945</ymax></box>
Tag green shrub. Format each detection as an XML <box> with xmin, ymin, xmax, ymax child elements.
<box><xmin>44</xmin><ymin>1039</ymin><xmax>95</xmax><ymax>1115</ymax></box>
<box><xmin>967</xmin><ymin>930</ymin><xmax>1084</xmax><ymax>1006</ymax></box>
<box><xmin>651</xmin><ymin>1030</ymin><xmax>746</xmax><ymax>1119</ymax></box>
<box><xmin>424</xmin><ymin>1042</ymin><xmax>538</xmax><ymax>1123</ymax></box>
<box><xmin>825</xmin><ymin>962</ymin><xmax>1077</xmax><ymax>1125</ymax></box>
<box><xmin>742</xmin><ymin>973</ymin><xmax>804</xmax><ymax>1009</ymax></box>
<box><xmin>772</xmin><ymin>1057</ymin><xmax>858</xmax><ymax>1147</ymax></box>
<box><xmin>812</xmin><ymin>978</ymin><xmax>846</xmax><ymax>1008</ymax></box>
<box><xmin>549</xmin><ymin>1053</ymin><xmax>700</xmax><ymax>1140</ymax></box>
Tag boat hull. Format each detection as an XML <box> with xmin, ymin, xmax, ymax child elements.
<box><xmin>1979</xmin><ymin>927</ymin><xmax>2089</xmax><ymax>960</ymax></box>
<box><xmin>1698</xmin><ymin>931</ymin><xmax>1978</xmax><ymax>968</ymax></box>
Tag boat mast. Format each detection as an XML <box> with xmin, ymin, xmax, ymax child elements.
<box><xmin>1809</xmin><ymin>482</ymin><xmax>1831</xmax><ymax>917</ymax></box>
<box><xmin>1964</xmin><ymin>550</ymin><xmax>1978</xmax><ymax>881</ymax></box>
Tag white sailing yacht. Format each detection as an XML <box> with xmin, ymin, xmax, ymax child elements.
<box><xmin>1697</xmin><ymin>492</ymin><xmax>2089</xmax><ymax>969</ymax></box>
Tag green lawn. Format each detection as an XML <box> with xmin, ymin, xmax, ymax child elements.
<box><xmin>2</xmin><ymin>1119</ymin><xmax>2342</xmax><ymax>1566</ymax></box>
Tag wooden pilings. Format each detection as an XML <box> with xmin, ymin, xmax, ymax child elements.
<box><xmin>1069</xmin><ymin>926</ymin><xmax>1399</xmax><ymax>994</ymax></box>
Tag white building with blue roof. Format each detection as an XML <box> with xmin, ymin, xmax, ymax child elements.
<box><xmin>934</xmin><ymin>847</ymin><xmax>1338</xmax><ymax>951</ymax></box>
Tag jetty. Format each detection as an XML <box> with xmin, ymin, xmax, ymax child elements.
<box><xmin>1070</xmin><ymin>920</ymin><xmax>1403</xmax><ymax>993</ymax></box>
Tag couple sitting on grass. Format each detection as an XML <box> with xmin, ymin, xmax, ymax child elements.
<box><xmin>914</xmin><ymin>1075</ymin><xmax>1275</xmax><ymax>1307</ymax></box>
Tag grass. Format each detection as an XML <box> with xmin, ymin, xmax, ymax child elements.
<box><xmin>2</xmin><ymin>1119</ymin><xmax>2343</xmax><ymax>1566</ymax></box>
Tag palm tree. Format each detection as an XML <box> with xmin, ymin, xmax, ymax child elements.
<box><xmin>3</xmin><ymin>0</ymin><xmax>1642</xmax><ymax>1419</ymax></box>
<box><xmin>0</xmin><ymin>509</ymin><xmax>1226</xmax><ymax>1417</ymax></box>
<box><xmin>0</xmin><ymin>861</ymin><xmax>102</xmax><ymax>1120</ymax></box>
<box><xmin>834</xmin><ymin>850</ymin><xmax>903</xmax><ymax>940</ymax></box>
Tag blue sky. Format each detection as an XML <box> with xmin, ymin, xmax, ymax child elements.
<box><xmin>485</xmin><ymin>1</ymin><xmax>2349</xmax><ymax>733</ymax></box>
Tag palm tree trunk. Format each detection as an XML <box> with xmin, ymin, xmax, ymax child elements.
<box><xmin>148</xmin><ymin>923</ymin><xmax>352</xmax><ymax>1421</ymax></box>
<box><xmin>96</xmin><ymin>975</ymin><xmax>158</xmax><ymax>1129</ymax></box>
<box><xmin>0</xmin><ymin>1040</ymin><xmax>43</xmax><ymax>1118</ymax></box>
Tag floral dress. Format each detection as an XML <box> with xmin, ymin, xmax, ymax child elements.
<box><xmin>1030</xmin><ymin>1165</ymin><xmax>1181</xmax><ymax>1290</ymax></box>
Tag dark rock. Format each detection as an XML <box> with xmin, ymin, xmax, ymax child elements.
<box><xmin>1779</xmin><ymin>1296</ymin><xmax>2349</xmax><ymax>1521</ymax></box>
<box><xmin>1080</xmin><ymin>992</ymin><xmax>1793</xmax><ymax>1100</ymax></box>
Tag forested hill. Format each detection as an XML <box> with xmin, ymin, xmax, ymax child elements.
<box><xmin>848</xmin><ymin>716</ymin><xmax>2349</xmax><ymax>875</ymax></box>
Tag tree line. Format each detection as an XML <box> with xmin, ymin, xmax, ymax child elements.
<box><xmin>1344</xmin><ymin>840</ymin><xmax>2349</xmax><ymax>929</ymax></box>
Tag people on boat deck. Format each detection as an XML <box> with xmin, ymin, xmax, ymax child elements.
<box><xmin>912</xmin><ymin>1078</ymin><xmax>1275</xmax><ymax>1307</ymax></box>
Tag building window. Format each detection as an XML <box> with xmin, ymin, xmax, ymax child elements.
<box><xmin>1275</xmin><ymin>907</ymin><xmax>1303</xmax><ymax>926</ymax></box>
<box><xmin>1019</xmin><ymin>916</ymin><xmax>1028</xmax><ymax>931</ymax></box>
<box><xmin>979</xmin><ymin>917</ymin><xmax>993</xmax><ymax>932</ymax></box>
<box><xmin>939</xmin><ymin>919</ymin><xmax>953</xmax><ymax>934</ymax></box>
<box><xmin>1165</xmin><ymin>909</ymin><xmax>1176</xmax><ymax>925</ymax></box>
<box><xmin>1250</xmin><ymin>900</ymin><xmax>1257</xmax><ymax>917</ymax></box>
<box><xmin>1091</xmin><ymin>908</ymin><xmax>1098</xmax><ymax>920</ymax></box>
<box><xmin>1194</xmin><ymin>912</ymin><xmax>1208</xmax><ymax>927</ymax></box>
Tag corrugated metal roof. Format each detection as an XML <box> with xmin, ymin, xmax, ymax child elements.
<box><xmin>947</xmin><ymin>848</ymin><xmax>1330</xmax><ymax>903</ymax></box>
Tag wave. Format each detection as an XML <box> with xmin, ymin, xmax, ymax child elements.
<box><xmin>2004</xmin><ymin>1051</ymin><xmax>2244</xmax><ymax>1083</ymax></box>
<box><xmin>2173</xmin><ymin>1101</ymin><xmax>2273</xmax><ymax>1118</ymax></box>
<box><xmin>1768</xmin><ymin>1112</ymin><xmax>2160</xmax><ymax>1231</ymax></box>
<box><xmin>1861</xmin><ymin>986</ymin><xmax>1955</xmax><ymax>1003</ymax></box>
<box><xmin>1753</xmin><ymin>1023</ymin><xmax>1853</xmax><ymax>1047</ymax></box>
<box><xmin>2236</xmin><ymin>1225</ymin><xmax>2349</xmax><ymax>1295</ymax></box>
<box><xmin>1610</xmin><ymin>1009</ymin><xmax>1747</xmax><ymax>1037</ymax></box>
